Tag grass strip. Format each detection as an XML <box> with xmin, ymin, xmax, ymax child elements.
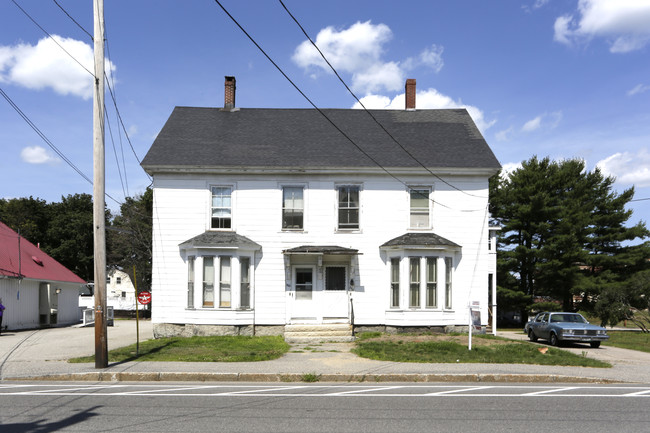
<box><xmin>603</xmin><ymin>331</ymin><xmax>650</xmax><ymax>353</ymax></box>
<box><xmin>69</xmin><ymin>335</ymin><xmax>290</xmax><ymax>363</ymax></box>
<box><xmin>353</xmin><ymin>337</ymin><xmax>610</xmax><ymax>367</ymax></box>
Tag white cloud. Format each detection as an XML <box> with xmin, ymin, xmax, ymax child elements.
<box><xmin>521</xmin><ymin>111</ymin><xmax>562</xmax><ymax>132</ymax></box>
<box><xmin>523</xmin><ymin>0</ymin><xmax>550</xmax><ymax>13</ymax></box>
<box><xmin>495</xmin><ymin>126</ymin><xmax>515</xmax><ymax>142</ymax></box>
<box><xmin>404</xmin><ymin>44</ymin><xmax>444</xmax><ymax>73</ymax></box>
<box><xmin>353</xmin><ymin>88</ymin><xmax>495</xmax><ymax>132</ymax></box>
<box><xmin>292</xmin><ymin>21</ymin><xmax>443</xmax><ymax>94</ymax></box>
<box><xmin>127</xmin><ymin>125</ymin><xmax>138</xmax><ymax>136</ymax></box>
<box><xmin>20</xmin><ymin>146</ymin><xmax>61</xmax><ymax>164</ymax></box>
<box><xmin>596</xmin><ymin>149</ymin><xmax>650</xmax><ymax>187</ymax></box>
<box><xmin>627</xmin><ymin>83</ymin><xmax>650</xmax><ymax>96</ymax></box>
<box><xmin>522</xmin><ymin>116</ymin><xmax>542</xmax><ymax>132</ymax></box>
<box><xmin>500</xmin><ymin>162</ymin><xmax>523</xmax><ymax>179</ymax></box>
<box><xmin>0</xmin><ymin>35</ymin><xmax>116</xmax><ymax>99</ymax></box>
<box><xmin>553</xmin><ymin>0</ymin><xmax>650</xmax><ymax>53</ymax></box>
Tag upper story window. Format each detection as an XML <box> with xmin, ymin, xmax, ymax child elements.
<box><xmin>211</xmin><ymin>186</ymin><xmax>232</xmax><ymax>229</ymax></box>
<box><xmin>282</xmin><ymin>186</ymin><xmax>304</xmax><ymax>230</ymax></box>
<box><xmin>116</xmin><ymin>277</ymin><xmax>122</xmax><ymax>285</ymax></box>
<box><xmin>409</xmin><ymin>188</ymin><xmax>431</xmax><ymax>228</ymax></box>
<box><xmin>337</xmin><ymin>185</ymin><xmax>360</xmax><ymax>230</ymax></box>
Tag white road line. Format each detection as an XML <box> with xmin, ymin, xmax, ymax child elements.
<box><xmin>324</xmin><ymin>385</ymin><xmax>405</xmax><ymax>395</ymax></box>
<box><xmin>522</xmin><ymin>386</ymin><xmax>579</xmax><ymax>396</ymax></box>
<box><xmin>623</xmin><ymin>389</ymin><xmax>650</xmax><ymax>397</ymax></box>
<box><xmin>425</xmin><ymin>386</ymin><xmax>492</xmax><ymax>396</ymax></box>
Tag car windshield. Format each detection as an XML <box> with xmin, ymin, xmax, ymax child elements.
<box><xmin>550</xmin><ymin>314</ymin><xmax>587</xmax><ymax>323</ymax></box>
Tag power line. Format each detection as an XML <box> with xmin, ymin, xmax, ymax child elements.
<box><xmin>11</xmin><ymin>0</ymin><xmax>95</xmax><ymax>77</ymax></box>
<box><xmin>212</xmin><ymin>0</ymin><xmax>484</xmax><ymax>212</ymax></box>
<box><xmin>277</xmin><ymin>0</ymin><xmax>488</xmax><ymax>200</ymax></box>
<box><xmin>0</xmin><ymin>86</ymin><xmax>121</xmax><ymax>206</ymax></box>
<box><xmin>52</xmin><ymin>0</ymin><xmax>93</xmax><ymax>41</ymax></box>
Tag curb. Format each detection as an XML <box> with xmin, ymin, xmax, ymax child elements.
<box><xmin>5</xmin><ymin>372</ymin><xmax>619</xmax><ymax>384</ymax></box>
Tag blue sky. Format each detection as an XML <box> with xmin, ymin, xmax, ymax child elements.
<box><xmin>1</xmin><ymin>0</ymin><xmax>649</xmax><ymax>233</ymax></box>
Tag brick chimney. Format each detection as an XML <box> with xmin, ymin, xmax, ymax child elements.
<box><xmin>224</xmin><ymin>76</ymin><xmax>236</xmax><ymax>110</ymax></box>
<box><xmin>405</xmin><ymin>78</ymin><xmax>416</xmax><ymax>110</ymax></box>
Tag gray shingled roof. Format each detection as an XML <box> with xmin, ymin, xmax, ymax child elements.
<box><xmin>380</xmin><ymin>232</ymin><xmax>461</xmax><ymax>249</ymax></box>
<box><xmin>283</xmin><ymin>245</ymin><xmax>359</xmax><ymax>255</ymax></box>
<box><xmin>142</xmin><ymin>107</ymin><xmax>500</xmax><ymax>171</ymax></box>
<box><xmin>179</xmin><ymin>231</ymin><xmax>261</xmax><ymax>250</ymax></box>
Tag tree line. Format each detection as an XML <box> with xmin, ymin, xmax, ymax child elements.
<box><xmin>490</xmin><ymin>156</ymin><xmax>650</xmax><ymax>330</ymax></box>
<box><xmin>0</xmin><ymin>188</ymin><xmax>152</xmax><ymax>294</ymax></box>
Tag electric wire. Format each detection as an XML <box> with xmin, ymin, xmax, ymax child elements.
<box><xmin>213</xmin><ymin>0</ymin><xmax>484</xmax><ymax>212</ymax></box>
<box><xmin>104</xmin><ymin>104</ymin><xmax>128</xmax><ymax>199</ymax></box>
<box><xmin>0</xmin><ymin>86</ymin><xmax>121</xmax><ymax>206</ymax></box>
<box><xmin>277</xmin><ymin>0</ymin><xmax>488</xmax><ymax>200</ymax></box>
<box><xmin>52</xmin><ymin>0</ymin><xmax>93</xmax><ymax>41</ymax></box>
<box><xmin>11</xmin><ymin>0</ymin><xmax>95</xmax><ymax>78</ymax></box>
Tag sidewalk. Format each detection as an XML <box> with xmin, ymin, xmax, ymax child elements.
<box><xmin>1</xmin><ymin>321</ymin><xmax>649</xmax><ymax>384</ymax></box>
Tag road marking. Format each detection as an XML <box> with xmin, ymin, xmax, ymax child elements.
<box><xmin>1</xmin><ymin>384</ymin><xmax>649</xmax><ymax>398</ymax></box>
<box><xmin>425</xmin><ymin>386</ymin><xmax>494</xmax><ymax>395</ymax></box>
<box><xmin>324</xmin><ymin>385</ymin><xmax>405</xmax><ymax>395</ymax></box>
<box><xmin>522</xmin><ymin>386</ymin><xmax>579</xmax><ymax>396</ymax></box>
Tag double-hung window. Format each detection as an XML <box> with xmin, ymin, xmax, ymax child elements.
<box><xmin>187</xmin><ymin>256</ymin><xmax>195</xmax><ymax>308</ymax></box>
<box><xmin>219</xmin><ymin>257</ymin><xmax>231</xmax><ymax>308</ymax></box>
<box><xmin>390</xmin><ymin>258</ymin><xmax>400</xmax><ymax>308</ymax></box>
<box><xmin>426</xmin><ymin>257</ymin><xmax>437</xmax><ymax>308</ymax></box>
<box><xmin>240</xmin><ymin>257</ymin><xmax>250</xmax><ymax>309</ymax></box>
<box><xmin>445</xmin><ymin>257</ymin><xmax>453</xmax><ymax>309</ymax></box>
<box><xmin>338</xmin><ymin>185</ymin><xmax>360</xmax><ymax>230</ymax></box>
<box><xmin>203</xmin><ymin>257</ymin><xmax>215</xmax><ymax>307</ymax></box>
<box><xmin>409</xmin><ymin>188</ymin><xmax>431</xmax><ymax>228</ymax></box>
<box><xmin>409</xmin><ymin>258</ymin><xmax>420</xmax><ymax>308</ymax></box>
<box><xmin>282</xmin><ymin>186</ymin><xmax>304</xmax><ymax>230</ymax></box>
<box><xmin>211</xmin><ymin>186</ymin><xmax>232</xmax><ymax>229</ymax></box>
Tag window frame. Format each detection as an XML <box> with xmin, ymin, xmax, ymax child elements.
<box><xmin>409</xmin><ymin>257</ymin><xmax>421</xmax><ymax>308</ymax></box>
<box><xmin>202</xmin><ymin>256</ymin><xmax>215</xmax><ymax>308</ymax></box>
<box><xmin>408</xmin><ymin>187</ymin><xmax>432</xmax><ymax>229</ymax></box>
<box><xmin>390</xmin><ymin>258</ymin><xmax>400</xmax><ymax>309</ymax></box>
<box><xmin>210</xmin><ymin>185</ymin><xmax>234</xmax><ymax>230</ymax></box>
<box><xmin>219</xmin><ymin>256</ymin><xmax>232</xmax><ymax>308</ymax></box>
<box><xmin>240</xmin><ymin>257</ymin><xmax>251</xmax><ymax>309</ymax></box>
<box><xmin>426</xmin><ymin>257</ymin><xmax>438</xmax><ymax>308</ymax></box>
<box><xmin>187</xmin><ymin>256</ymin><xmax>195</xmax><ymax>309</ymax></box>
<box><xmin>336</xmin><ymin>184</ymin><xmax>361</xmax><ymax>231</ymax></box>
<box><xmin>281</xmin><ymin>185</ymin><xmax>305</xmax><ymax>231</ymax></box>
<box><xmin>445</xmin><ymin>257</ymin><xmax>453</xmax><ymax>310</ymax></box>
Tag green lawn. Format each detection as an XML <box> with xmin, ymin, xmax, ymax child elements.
<box><xmin>352</xmin><ymin>335</ymin><xmax>610</xmax><ymax>367</ymax></box>
<box><xmin>69</xmin><ymin>335</ymin><xmax>290</xmax><ymax>363</ymax></box>
<box><xmin>604</xmin><ymin>331</ymin><xmax>650</xmax><ymax>353</ymax></box>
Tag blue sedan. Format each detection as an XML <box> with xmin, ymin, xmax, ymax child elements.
<box><xmin>524</xmin><ymin>312</ymin><xmax>609</xmax><ymax>348</ymax></box>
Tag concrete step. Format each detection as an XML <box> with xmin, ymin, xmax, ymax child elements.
<box><xmin>284</xmin><ymin>335</ymin><xmax>356</xmax><ymax>344</ymax></box>
<box><xmin>284</xmin><ymin>323</ymin><xmax>354</xmax><ymax>343</ymax></box>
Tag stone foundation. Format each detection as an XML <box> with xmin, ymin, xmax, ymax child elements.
<box><xmin>153</xmin><ymin>323</ymin><xmax>285</xmax><ymax>338</ymax></box>
<box><xmin>354</xmin><ymin>325</ymin><xmax>480</xmax><ymax>335</ymax></box>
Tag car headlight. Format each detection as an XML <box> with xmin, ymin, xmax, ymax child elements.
<box><xmin>597</xmin><ymin>330</ymin><xmax>606</xmax><ymax>335</ymax></box>
<box><xmin>563</xmin><ymin>329</ymin><xmax>574</xmax><ymax>335</ymax></box>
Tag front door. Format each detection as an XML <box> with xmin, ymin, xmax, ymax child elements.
<box><xmin>288</xmin><ymin>267</ymin><xmax>318</xmax><ymax>322</ymax></box>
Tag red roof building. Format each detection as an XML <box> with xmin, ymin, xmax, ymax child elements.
<box><xmin>0</xmin><ymin>221</ymin><xmax>85</xmax><ymax>330</ymax></box>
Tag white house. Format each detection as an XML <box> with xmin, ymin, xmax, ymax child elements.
<box><xmin>0</xmin><ymin>221</ymin><xmax>86</xmax><ymax>331</ymax></box>
<box><xmin>79</xmin><ymin>268</ymin><xmax>138</xmax><ymax>312</ymax></box>
<box><xmin>141</xmin><ymin>77</ymin><xmax>501</xmax><ymax>339</ymax></box>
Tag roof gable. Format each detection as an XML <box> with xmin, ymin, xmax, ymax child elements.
<box><xmin>142</xmin><ymin>107</ymin><xmax>500</xmax><ymax>172</ymax></box>
<box><xmin>0</xmin><ymin>221</ymin><xmax>86</xmax><ymax>284</ymax></box>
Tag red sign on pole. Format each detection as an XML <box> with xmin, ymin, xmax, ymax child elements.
<box><xmin>137</xmin><ymin>291</ymin><xmax>151</xmax><ymax>305</ymax></box>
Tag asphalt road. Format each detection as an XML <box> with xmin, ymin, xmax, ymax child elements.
<box><xmin>1</xmin><ymin>382</ymin><xmax>649</xmax><ymax>433</ymax></box>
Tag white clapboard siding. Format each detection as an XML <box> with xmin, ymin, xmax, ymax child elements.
<box><xmin>150</xmin><ymin>171</ymin><xmax>492</xmax><ymax>328</ymax></box>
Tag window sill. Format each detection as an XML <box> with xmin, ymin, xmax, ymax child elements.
<box><xmin>335</xmin><ymin>229</ymin><xmax>362</xmax><ymax>234</ymax></box>
<box><xmin>280</xmin><ymin>229</ymin><xmax>307</xmax><ymax>233</ymax></box>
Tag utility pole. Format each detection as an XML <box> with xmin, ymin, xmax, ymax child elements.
<box><xmin>93</xmin><ymin>0</ymin><xmax>108</xmax><ymax>369</ymax></box>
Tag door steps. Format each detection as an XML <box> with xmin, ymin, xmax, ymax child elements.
<box><xmin>284</xmin><ymin>323</ymin><xmax>354</xmax><ymax>343</ymax></box>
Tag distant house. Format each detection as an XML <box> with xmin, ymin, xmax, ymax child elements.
<box><xmin>141</xmin><ymin>77</ymin><xmax>501</xmax><ymax>339</ymax></box>
<box><xmin>79</xmin><ymin>268</ymin><xmax>138</xmax><ymax>312</ymax></box>
<box><xmin>0</xmin><ymin>221</ymin><xmax>86</xmax><ymax>330</ymax></box>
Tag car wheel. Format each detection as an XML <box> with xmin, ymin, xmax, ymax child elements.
<box><xmin>590</xmin><ymin>341</ymin><xmax>601</xmax><ymax>348</ymax></box>
<box><xmin>528</xmin><ymin>329</ymin><xmax>538</xmax><ymax>342</ymax></box>
<box><xmin>549</xmin><ymin>332</ymin><xmax>559</xmax><ymax>346</ymax></box>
